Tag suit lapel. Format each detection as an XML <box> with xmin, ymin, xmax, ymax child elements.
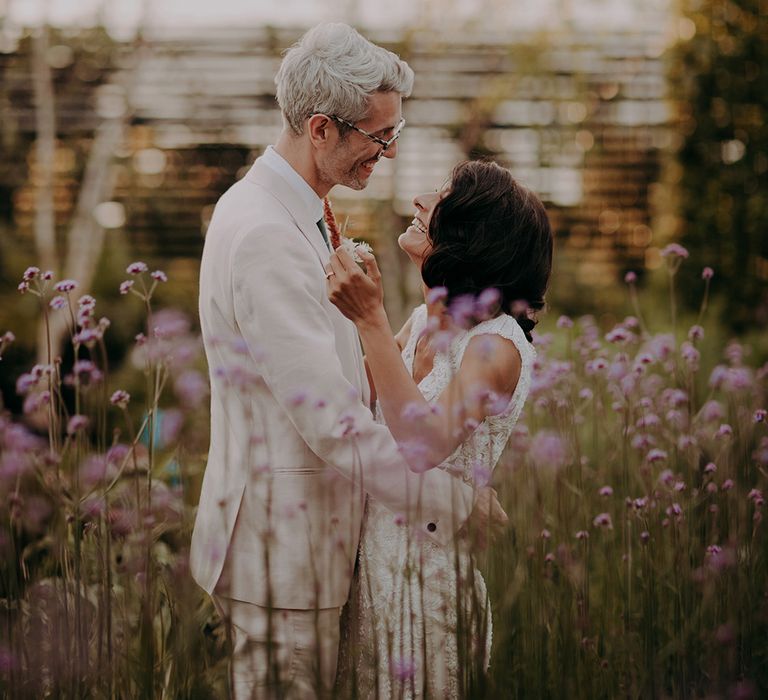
<box><xmin>244</xmin><ymin>159</ymin><xmax>330</xmax><ymax>267</ymax></box>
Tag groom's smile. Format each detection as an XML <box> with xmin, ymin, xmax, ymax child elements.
<box><xmin>328</xmin><ymin>90</ymin><xmax>403</xmax><ymax>191</ymax></box>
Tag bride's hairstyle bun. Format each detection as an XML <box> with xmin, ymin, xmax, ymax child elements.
<box><xmin>420</xmin><ymin>160</ymin><xmax>553</xmax><ymax>342</ymax></box>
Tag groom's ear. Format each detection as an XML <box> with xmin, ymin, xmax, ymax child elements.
<box><xmin>307</xmin><ymin>114</ymin><xmax>333</xmax><ymax>149</ymax></box>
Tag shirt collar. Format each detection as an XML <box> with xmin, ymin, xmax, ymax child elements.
<box><xmin>261</xmin><ymin>146</ymin><xmax>324</xmax><ymax>224</ymax></box>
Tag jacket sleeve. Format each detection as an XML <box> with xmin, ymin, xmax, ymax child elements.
<box><xmin>230</xmin><ymin>223</ymin><xmax>474</xmax><ymax>545</ymax></box>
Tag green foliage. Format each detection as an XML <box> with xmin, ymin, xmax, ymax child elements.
<box><xmin>671</xmin><ymin>0</ymin><xmax>768</xmax><ymax>332</ymax></box>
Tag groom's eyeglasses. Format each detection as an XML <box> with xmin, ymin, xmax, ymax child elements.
<box><xmin>323</xmin><ymin>115</ymin><xmax>406</xmax><ymax>151</ymax></box>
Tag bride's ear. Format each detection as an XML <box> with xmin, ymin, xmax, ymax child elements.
<box><xmin>307</xmin><ymin>114</ymin><xmax>333</xmax><ymax>149</ymax></box>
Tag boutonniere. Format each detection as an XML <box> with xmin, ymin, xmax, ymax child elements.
<box><xmin>323</xmin><ymin>197</ymin><xmax>373</xmax><ymax>263</ymax></box>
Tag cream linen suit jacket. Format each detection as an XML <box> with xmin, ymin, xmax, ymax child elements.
<box><xmin>189</xmin><ymin>157</ymin><xmax>474</xmax><ymax>610</ymax></box>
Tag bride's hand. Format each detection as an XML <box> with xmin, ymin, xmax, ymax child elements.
<box><xmin>459</xmin><ymin>486</ymin><xmax>509</xmax><ymax>551</ymax></box>
<box><xmin>326</xmin><ymin>247</ymin><xmax>387</xmax><ymax>328</ymax></box>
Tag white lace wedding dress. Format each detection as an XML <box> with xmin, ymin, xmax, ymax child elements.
<box><xmin>337</xmin><ymin>305</ymin><xmax>535</xmax><ymax>699</ymax></box>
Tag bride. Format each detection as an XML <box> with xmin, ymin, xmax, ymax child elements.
<box><xmin>326</xmin><ymin>159</ymin><xmax>553</xmax><ymax>698</ymax></box>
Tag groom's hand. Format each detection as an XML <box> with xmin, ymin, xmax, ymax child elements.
<box><xmin>459</xmin><ymin>486</ymin><xmax>508</xmax><ymax>551</ymax></box>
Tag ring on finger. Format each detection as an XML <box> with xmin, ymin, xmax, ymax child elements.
<box><xmin>325</xmin><ymin>270</ymin><xmax>335</xmax><ymax>279</ymax></box>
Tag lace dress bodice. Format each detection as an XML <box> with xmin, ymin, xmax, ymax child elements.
<box><xmin>337</xmin><ymin>306</ymin><xmax>534</xmax><ymax>699</ymax></box>
<box><xmin>396</xmin><ymin>304</ymin><xmax>535</xmax><ymax>483</ymax></box>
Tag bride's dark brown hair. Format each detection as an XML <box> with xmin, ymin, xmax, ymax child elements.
<box><xmin>421</xmin><ymin>160</ymin><xmax>553</xmax><ymax>342</ymax></box>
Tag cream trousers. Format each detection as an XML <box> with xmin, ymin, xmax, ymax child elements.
<box><xmin>214</xmin><ymin>597</ymin><xmax>341</xmax><ymax>699</ymax></box>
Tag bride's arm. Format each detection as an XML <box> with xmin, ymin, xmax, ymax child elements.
<box><xmin>363</xmin><ymin>315</ymin><xmax>413</xmax><ymax>408</ymax></box>
<box><xmin>327</xmin><ymin>248</ymin><xmax>521</xmax><ymax>472</ymax></box>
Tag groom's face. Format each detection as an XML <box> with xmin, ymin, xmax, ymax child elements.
<box><xmin>321</xmin><ymin>91</ymin><xmax>402</xmax><ymax>191</ymax></box>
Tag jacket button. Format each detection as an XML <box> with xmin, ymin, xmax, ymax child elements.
<box><xmin>427</xmin><ymin>522</ymin><xmax>437</xmax><ymax>532</ymax></box>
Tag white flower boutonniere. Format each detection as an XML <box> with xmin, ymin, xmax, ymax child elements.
<box><xmin>323</xmin><ymin>197</ymin><xmax>373</xmax><ymax>263</ymax></box>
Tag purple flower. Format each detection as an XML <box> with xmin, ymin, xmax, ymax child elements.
<box><xmin>666</xmin><ymin>502</ymin><xmax>683</xmax><ymax>518</ymax></box>
<box><xmin>540</xmin><ymin>528</ymin><xmax>551</xmax><ymax>539</ymax></box>
<box><xmin>18</xmin><ymin>281</ymin><xmax>29</xmax><ymax>294</ymax></box>
<box><xmin>704</xmin><ymin>462</ymin><xmax>717</xmax><ymax>474</ymax></box>
<box><xmin>662</xmin><ymin>388</ymin><xmax>688</xmax><ymax>408</ymax></box>
<box><xmin>49</xmin><ymin>295</ymin><xmax>67</xmax><ymax>310</ymax></box>
<box><xmin>556</xmin><ymin>315</ymin><xmax>573</xmax><ymax>329</ymax></box>
<box><xmin>624</xmin><ymin>271</ymin><xmax>637</xmax><ymax>284</ymax></box>
<box><xmin>126</xmin><ymin>261</ymin><xmax>148</xmax><ymax>275</ymax></box>
<box><xmin>636</xmin><ymin>413</ymin><xmax>660</xmax><ymax>429</ymax></box>
<box><xmin>635</xmin><ymin>352</ymin><xmax>654</xmax><ymax>366</ymax></box>
<box><xmin>119</xmin><ymin>280</ymin><xmax>134</xmax><ymax>295</ymax></box>
<box><xmin>475</xmin><ymin>287</ymin><xmax>501</xmax><ymax>318</ymax></box>
<box><xmin>708</xmin><ymin>364</ymin><xmax>751</xmax><ymax>393</ymax></box>
<box><xmin>73</xmin><ymin>328</ymin><xmax>100</xmax><ymax>346</ymax></box>
<box><xmin>677</xmin><ymin>435</ymin><xmax>697</xmax><ymax>450</ymax></box>
<box><xmin>640</xmin><ymin>530</ymin><xmax>650</xmax><ymax>544</ymax></box>
<box><xmin>699</xmin><ymin>400</ymin><xmax>725</xmax><ymax>422</ymax></box>
<box><xmin>472</xmin><ymin>461</ymin><xmax>492</xmax><ymax>487</ymax></box>
<box><xmin>15</xmin><ymin>373</ymin><xmax>38</xmax><ymax>396</ymax></box>
<box><xmin>721</xmin><ymin>479</ymin><xmax>734</xmax><ymax>491</ymax></box>
<box><xmin>53</xmin><ymin>279</ymin><xmax>77</xmax><ymax>293</ymax></box>
<box><xmin>680</xmin><ymin>342</ymin><xmax>700</xmax><ymax>369</ymax></box>
<box><xmin>593</xmin><ymin>512</ymin><xmax>613</xmax><ymax>529</ymax></box>
<box><xmin>660</xmin><ymin>243</ymin><xmax>689</xmax><ymax>259</ymax></box>
<box><xmin>401</xmin><ymin>401</ymin><xmax>429</xmax><ymax>420</ymax></box>
<box><xmin>173</xmin><ymin>371</ymin><xmax>209</xmax><ymax>408</ymax></box>
<box><xmin>22</xmin><ymin>266</ymin><xmax>40</xmax><ymax>281</ymax></box>
<box><xmin>77</xmin><ymin>307</ymin><xmax>94</xmax><ymax>328</ymax></box>
<box><xmin>78</xmin><ymin>294</ymin><xmax>96</xmax><ymax>310</ymax></box>
<box><xmin>152</xmin><ymin>309</ymin><xmax>190</xmax><ymax>340</ymax></box>
<box><xmin>529</xmin><ymin>431</ymin><xmax>569</xmax><ymax>472</ymax></box>
<box><xmin>110</xmin><ymin>390</ymin><xmax>130</xmax><ymax>409</ymax></box>
<box><xmin>646</xmin><ymin>448</ymin><xmax>668</xmax><ymax>463</ymax></box>
<box><xmin>390</xmin><ymin>656</ymin><xmax>416</xmax><ymax>682</ymax></box>
<box><xmin>687</xmin><ymin>325</ymin><xmax>704</xmax><ymax>342</ymax></box>
<box><xmin>599</xmin><ymin>486</ymin><xmax>614</xmax><ymax>497</ymax></box>
<box><xmin>64</xmin><ymin>360</ymin><xmax>103</xmax><ymax>387</ymax></box>
<box><xmin>632</xmin><ymin>434</ymin><xmax>656</xmax><ymax>451</ymax></box>
<box><xmin>715</xmin><ymin>424</ymin><xmax>733</xmax><ymax>439</ymax></box>
<box><xmin>702</xmin><ymin>267</ymin><xmax>714</xmax><ymax>280</ymax></box>
<box><xmin>585</xmin><ymin>358</ymin><xmax>608</xmax><ymax>374</ymax></box>
<box><xmin>575</xmin><ymin>530</ymin><xmax>589</xmax><ymax>540</ymax></box>
<box><xmin>747</xmin><ymin>488</ymin><xmax>763</xmax><ymax>503</ymax></box>
<box><xmin>605</xmin><ymin>327</ymin><xmax>634</xmax><ymax>344</ymax></box>
<box><xmin>631</xmin><ymin>497</ymin><xmax>649</xmax><ymax>511</ymax></box>
<box><xmin>1</xmin><ymin>331</ymin><xmax>15</xmax><ymax>344</ymax></box>
<box><xmin>658</xmin><ymin>469</ymin><xmax>675</xmax><ymax>486</ymax></box>
<box><xmin>287</xmin><ymin>389</ymin><xmax>307</xmax><ymax>408</ymax></box>
<box><xmin>753</xmin><ymin>409</ymin><xmax>766</xmax><ymax>423</ymax></box>
<box><xmin>67</xmin><ymin>415</ymin><xmax>89</xmax><ymax>435</ymax></box>
<box><xmin>159</xmin><ymin>409</ymin><xmax>184</xmax><ymax>446</ymax></box>
<box><xmin>448</xmin><ymin>294</ymin><xmax>477</xmax><ymax>328</ymax></box>
<box><xmin>426</xmin><ymin>286</ymin><xmax>448</xmax><ymax>305</ymax></box>
<box><xmin>151</xmin><ymin>270</ymin><xmax>168</xmax><ymax>282</ymax></box>
<box><xmin>753</xmin><ymin>438</ymin><xmax>768</xmax><ymax>466</ymax></box>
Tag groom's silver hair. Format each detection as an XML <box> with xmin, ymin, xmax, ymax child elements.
<box><xmin>275</xmin><ymin>23</ymin><xmax>414</xmax><ymax>136</ymax></box>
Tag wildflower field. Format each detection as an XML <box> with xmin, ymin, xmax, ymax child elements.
<box><xmin>0</xmin><ymin>248</ymin><xmax>766</xmax><ymax>698</ymax></box>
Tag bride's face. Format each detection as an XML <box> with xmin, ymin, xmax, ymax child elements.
<box><xmin>398</xmin><ymin>188</ymin><xmax>446</xmax><ymax>266</ymax></box>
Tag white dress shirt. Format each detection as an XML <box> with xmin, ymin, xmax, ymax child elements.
<box><xmin>261</xmin><ymin>145</ymin><xmax>324</xmax><ymax>225</ymax></box>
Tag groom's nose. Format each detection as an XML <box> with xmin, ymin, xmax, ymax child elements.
<box><xmin>380</xmin><ymin>140</ymin><xmax>398</xmax><ymax>159</ymax></box>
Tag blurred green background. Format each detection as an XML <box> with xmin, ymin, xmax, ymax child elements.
<box><xmin>1</xmin><ymin>0</ymin><xmax>766</xmax><ymax>411</ymax></box>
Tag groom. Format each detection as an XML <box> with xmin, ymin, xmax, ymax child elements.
<box><xmin>190</xmin><ymin>23</ymin><xmax>497</xmax><ymax>698</ymax></box>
